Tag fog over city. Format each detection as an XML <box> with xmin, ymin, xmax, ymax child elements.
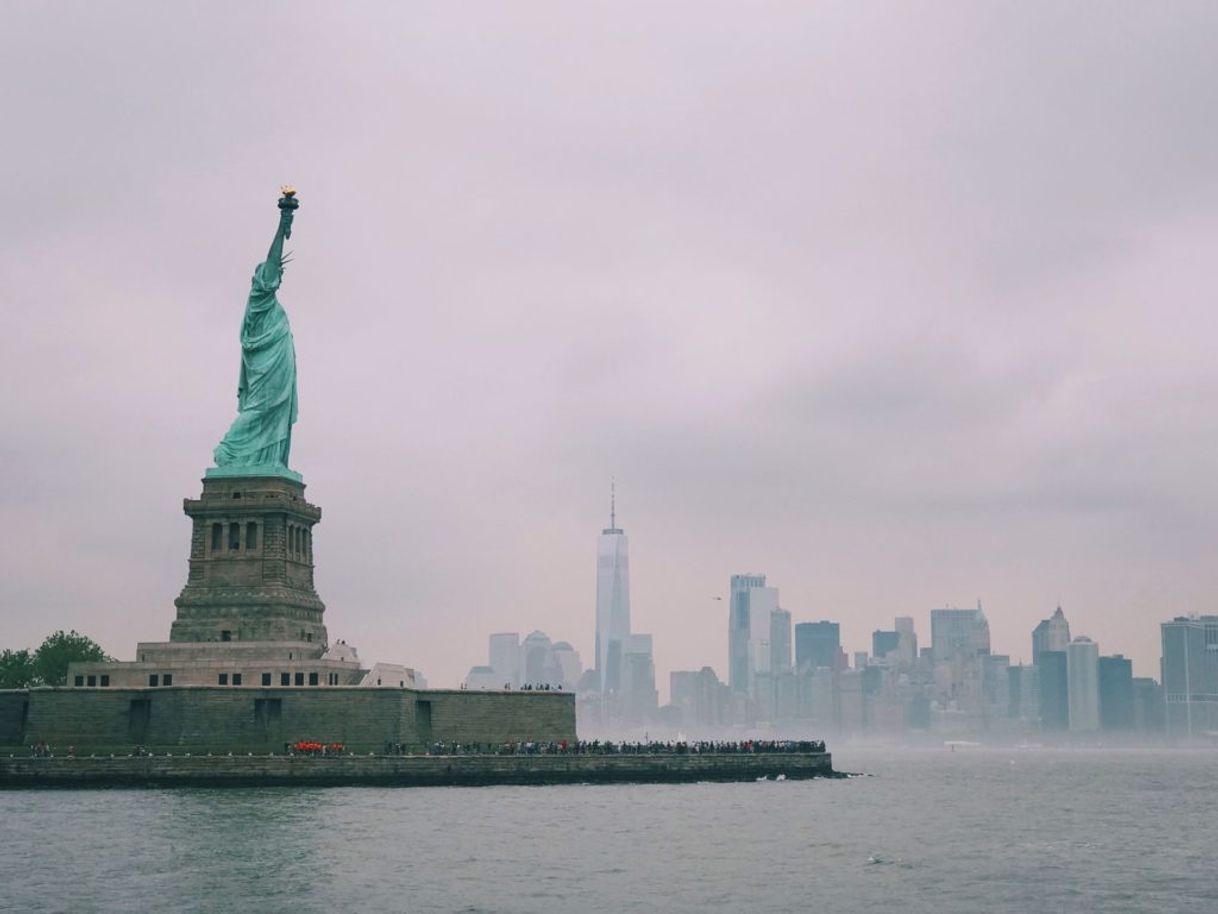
<box><xmin>5</xmin><ymin>2</ymin><xmax>1218</xmax><ymax>694</ymax></box>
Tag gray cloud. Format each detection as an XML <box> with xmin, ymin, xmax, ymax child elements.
<box><xmin>3</xmin><ymin>2</ymin><xmax>1218</xmax><ymax>690</ymax></box>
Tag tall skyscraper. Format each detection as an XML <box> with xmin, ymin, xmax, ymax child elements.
<box><xmin>1161</xmin><ymin>615</ymin><xmax>1218</xmax><ymax>738</ymax></box>
<box><xmin>770</xmin><ymin>608</ymin><xmax>793</xmax><ymax>674</ymax></box>
<box><xmin>894</xmin><ymin>616</ymin><xmax>918</xmax><ymax>666</ymax></box>
<box><xmin>1008</xmin><ymin>664</ymin><xmax>1039</xmax><ymax>722</ymax></box>
<box><xmin>1066</xmin><ymin>636</ymin><xmax>1100</xmax><ymax>732</ymax></box>
<box><xmin>1038</xmin><ymin>651</ymin><xmax>1069</xmax><ymax>731</ymax></box>
<box><xmin>670</xmin><ymin>667</ymin><xmax>729</xmax><ymax>729</ymax></box>
<box><xmin>795</xmin><ymin>621</ymin><xmax>841</xmax><ymax>671</ymax></box>
<box><xmin>464</xmin><ymin>665</ymin><xmax>500</xmax><ymax>690</ymax></box>
<box><xmin>489</xmin><ymin>632</ymin><xmax>521</xmax><ymax>687</ymax></box>
<box><xmin>1133</xmin><ymin>677</ymin><xmax>1165</xmax><ymax>733</ymax></box>
<box><xmin>622</xmin><ymin>633</ymin><xmax>658</xmax><ymax>717</ymax></box>
<box><xmin>983</xmin><ymin>654</ymin><xmax>1011</xmax><ymax>711</ymax></box>
<box><xmin>872</xmin><ymin>629</ymin><xmax>900</xmax><ymax>660</ymax></box>
<box><xmin>522</xmin><ymin>630</ymin><xmax>557</xmax><ymax>685</ymax></box>
<box><xmin>1098</xmin><ymin>654</ymin><xmax>1134</xmax><ymax>731</ymax></box>
<box><xmin>1032</xmin><ymin>606</ymin><xmax>1071</xmax><ymax>666</ymax></box>
<box><xmin>595</xmin><ymin>484</ymin><xmax>631</xmax><ymax>693</ymax></box>
<box><xmin>930</xmin><ymin>605</ymin><xmax>991</xmax><ymax>662</ymax></box>
<box><xmin>549</xmin><ymin>641</ymin><xmax>584</xmax><ymax>691</ymax></box>
<box><xmin>1006</xmin><ymin>665</ymin><xmax>1023</xmax><ymax>719</ymax></box>
<box><xmin>728</xmin><ymin>574</ymin><xmax>776</xmax><ymax>694</ymax></box>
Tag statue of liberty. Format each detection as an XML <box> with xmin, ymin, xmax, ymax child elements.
<box><xmin>211</xmin><ymin>188</ymin><xmax>301</xmax><ymax>476</ymax></box>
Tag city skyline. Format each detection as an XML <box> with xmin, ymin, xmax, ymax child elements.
<box><xmin>458</xmin><ymin>541</ymin><xmax>1190</xmax><ymax>739</ymax></box>
<box><xmin>459</xmin><ymin>499</ymin><xmax>1179</xmax><ymax>714</ymax></box>
<box><xmin>4</xmin><ymin>4</ymin><xmax>1217</xmax><ymax>691</ymax></box>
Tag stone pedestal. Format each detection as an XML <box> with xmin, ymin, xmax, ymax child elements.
<box><xmin>170</xmin><ymin>473</ymin><xmax>327</xmax><ymax>647</ymax></box>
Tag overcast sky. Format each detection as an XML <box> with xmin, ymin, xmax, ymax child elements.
<box><xmin>3</xmin><ymin>2</ymin><xmax>1218</xmax><ymax>691</ymax></box>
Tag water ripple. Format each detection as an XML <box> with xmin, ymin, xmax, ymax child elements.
<box><xmin>2</xmin><ymin>749</ymin><xmax>1215</xmax><ymax>913</ymax></box>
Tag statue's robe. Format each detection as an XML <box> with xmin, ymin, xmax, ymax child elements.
<box><xmin>213</xmin><ymin>257</ymin><xmax>298</xmax><ymax>468</ymax></box>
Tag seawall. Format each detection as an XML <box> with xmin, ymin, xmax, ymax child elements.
<box><xmin>0</xmin><ymin>751</ymin><xmax>834</xmax><ymax>789</ymax></box>
<box><xmin>0</xmin><ymin>686</ymin><xmax>576</xmax><ymax>755</ymax></box>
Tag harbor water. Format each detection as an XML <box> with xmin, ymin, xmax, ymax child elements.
<box><xmin>2</xmin><ymin>747</ymin><xmax>1213</xmax><ymax>913</ymax></box>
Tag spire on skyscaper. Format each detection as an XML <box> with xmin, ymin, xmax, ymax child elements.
<box><xmin>604</xmin><ymin>477</ymin><xmax>622</xmax><ymax>534</ymax></box>
<box><xmin>595</xmin><ymin>477</ymin><xmax>630</xmax><ymax>693</ymax></box>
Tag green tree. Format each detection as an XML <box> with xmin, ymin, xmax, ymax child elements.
<box><xmin>0</xmin><ymin>648</ymin><xmax>35</xmax><ymax>689</ymax></box>
<box><xmin>31</xmin><ymin>630</ymin><xmax>110</xmax><ymax>686</ymax></box>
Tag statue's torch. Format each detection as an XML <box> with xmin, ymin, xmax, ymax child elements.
<box><xmin>278</xmin><ymin>185</ymin><xmax>299</xmax><ymax>238</ymax></box>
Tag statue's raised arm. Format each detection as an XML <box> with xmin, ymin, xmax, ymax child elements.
<box><xmin>210</xmin><ymin>188</ymin><xmax>302</xmax><ymax>477</ymax></box>
<box><xmin>258</xmin><ymin>186</ymin><xmax>298</xmax><ymax>289</ymax></box>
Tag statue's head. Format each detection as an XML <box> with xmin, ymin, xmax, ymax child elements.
<box><xmin>252</xmin><ymin>260</ymin><xmax>282</xmax><ymax>293</ymax></box>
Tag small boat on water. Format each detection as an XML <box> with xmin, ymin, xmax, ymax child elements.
<box><xmin>944</xmin><ymin>740</ymin><xmax>981</xmax><ymax>752</ymax></box>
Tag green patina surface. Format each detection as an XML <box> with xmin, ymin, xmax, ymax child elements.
<box><xmin>211</xmin><ymin>192</ymin><xmax>302</xmax><ymax>474</ymax></box>
<box><xmin>204</xmin><ymin>464</ymin><xmax>303</xmax><ymax>482</ymax></box>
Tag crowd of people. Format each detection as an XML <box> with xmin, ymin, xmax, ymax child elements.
<box><xmin>25</xmin><ymin>738</ymin><xmax>826</xmax><ymax>758</ymax></box>
<box><xmin>286</xmin><ymin>741</ymin><xmax>345</xmax><ymax>756</ymax></box>
<box><xmin>415</xmin><ymin>739</ymin><xmax>827</xmax><ymax>756</ymax></box>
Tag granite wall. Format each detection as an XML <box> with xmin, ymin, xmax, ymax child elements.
<box><xmin>0</xmin><ymin>751</ymin><xmax>834</xmax><ymax>788</ymax></box>
<box><xmin>0</xmin><ymin>692</ymin><xmax>27</xmax><ymax>746</ymax></box>
<box><xmin>0</xmin><ymin>687</ymin><xmax>575</xmax><ymax>753</ymax></box>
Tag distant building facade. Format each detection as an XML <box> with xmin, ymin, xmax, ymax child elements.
<box><xmin>1133</xmin><ymin>677</ymin><xmax>1164</xmax><ymax>733</ymax></box>
<box><xmin>1032</xmin><ymin>606</ymin><xmax>1071</xmax><ymax>666</ymax></box>
<box><xmin>1008</xmin><ymin>663</ymin><xmax>1039</xmax><ymax>723</ymax></box>
<box><xmin>930</xmin><ymin>606</ymin><xmax>991</xmax><ymax>663</ymax></box>
<box><xmin>1161</xmin><ymin>615</ymin><xmax>1218</xmax><ymax>739</ymax></box>
<box><xmin>728</xmin><ymin>574</ymin><xmax>777</xmax><ymax>695</ymax></box>
<box><xmin>770</xmin><ymin>609</ymin><xmax>793</xmax><ymax>673</ymax></box>
<box><xmin>872</xmin><ymin>630</ymin><xmax>900</xmax><ymax>661</ymax></box>
<box><xmin>1066</xmin><ymin>637</ymin><xmax>1100</xmax><ymax>732</ymax></box>
<box><xmin>1038</xmin><ymin>651</ymin><xmax>1069</xmax><ymax>731</ymax></box>
<box><xmin>894</xmin><ymin>617</ymin><xmax>918</xmax><ymax>667</ymax></box>
<box><xmin>1098</xmin><ymin>654</ymin><xmax>1134</xmax><ymax>731</ymax></box>
<box><xmin>794</xmin><ymin>621</ymin><xmax>841</xmax><ymax>672</ymax></box>
<box><xmin>670</xmin><ymin>667</ymin><xmax>730</xmax><ymax>730</ymax></box>
<box><xmin>489</xmin><ymin>633</ymin><xmax>522</xmax><ymax>688</ymax></box>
